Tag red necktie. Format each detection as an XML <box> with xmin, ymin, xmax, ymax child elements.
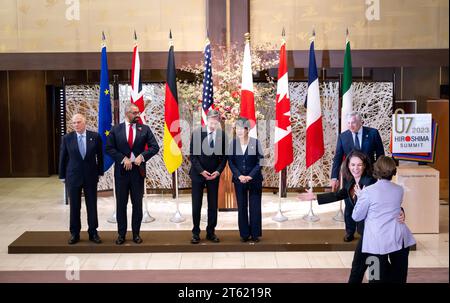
<box><xmin>128</xmin><ymin>124</ymin><xmax>134</xmax><ymax>149</ymax></box>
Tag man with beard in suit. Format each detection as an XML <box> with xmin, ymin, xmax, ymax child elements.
<box><xmin>106</xmin><ymin>103</ymin><xmax>159</xmax><ymax>245</ymax></box>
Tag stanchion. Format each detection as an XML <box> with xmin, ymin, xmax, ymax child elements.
<box><xmin>303</xmin><ymin>169</ymin><xmax>320</xmax><ymax>222</ymax></box>
<box><xmin>107</xmin><ymin>166</ymin><xmax>117</xmax><ymax>223</ymax></box>
<box><xmin>332</xmin><ymin>200</ymin><xmax>345</xmax><ymax>222</ymax></box>
<box><xmin>272</xmin><ymin>171</ymin><xmax>288</xmax><ymax>222</ymax></box>
<box><xmin>332</xmin><ymin>175</ymin><xmax>345</xmax><ymax>222</ymax></box>
<box><xmin>170</xmin><ymin>170</ymin><xmax>185</xmax><ymax>223</ymax></box>
<box><xmin>142</xmin><ymin>179</ymin><xmax>155</xmax><ymax>223</ymax></box>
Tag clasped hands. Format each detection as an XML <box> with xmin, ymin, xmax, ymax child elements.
<box><xmin>238</xmin><ymin>175</ymin><xmax>253</xmax><ymax>184</ymax></box>
<box><xmin>122</xmin><ymin>155</ymin><xmax>144</xmax><ymax>171</ymax></box>
<box><xmin>201</xmin><ymin>170</ymin><xmax>220</xmax><ymax>180</ymax></box>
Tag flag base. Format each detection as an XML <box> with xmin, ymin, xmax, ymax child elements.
<box><xmin>272</xmin><ymin>209</ymin><xmax>288</xmax><ymax>222</ymax></box>
<box><xmin>170</xmin><ymin>210</ymin><xmax>186</xmax><ymax>223</ymax></box>
<box><xmin>303</xmin><ymin>204</ymin><xmax>320</xmax><ymax>222</ymax></box>
<box><xmin>107</xmin><ymin>211</ymin><xmax>117</xmax><ymax>224</ymax></box>
<box><xmin>142</xmin><ymin>210</ymin><xmax>156</xmax><ymax>223</ymax></box>
<box><xmin>332</xmin><ymin>208</ymin><xmax>345</xmax><ymax>222</ymax></box>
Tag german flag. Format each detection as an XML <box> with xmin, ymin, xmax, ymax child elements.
<box><xmin>163</xmin><ymin>31</ymin><xmax>182</xmax><ymax>174</ymax></box>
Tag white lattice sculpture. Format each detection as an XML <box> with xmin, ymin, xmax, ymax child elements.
<box><xmin>65</xmin><ymin>82</ymin><xmax>392</xmax><ymax>190</ymax></box>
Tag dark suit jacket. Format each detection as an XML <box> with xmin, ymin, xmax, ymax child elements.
<box><xmin>331</xmin><ymin>126</ymin><xmax>384</xmax><ymax>179</ymax></box>
<box><xmin>105</xmin><ymin>122</ymin><xmax>159</xmax><ymax>177</ymax></box>
<box><xmin>59</xmin><ymin>130</ymin><xmax>104</xmax><ymax>187</ymax></box>
<box><xmin>228</xmin><ymin>138</ymin><xmax>264</xmax><ymax>183</ymax></box>
<box><xmin>189</xmin><ymin>127</ymin><xmax>228</xmax><ymax>182</ymax></box>
<box><xmin>317</xmin><ymin>174</ymin><xmax>376</xmax><ymax>205</ymax></box>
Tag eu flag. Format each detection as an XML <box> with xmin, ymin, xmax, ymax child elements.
<box><xmin>98</xmin><ymin>45</ymin><xmax>114</xmax><ymax>172</ymax></box>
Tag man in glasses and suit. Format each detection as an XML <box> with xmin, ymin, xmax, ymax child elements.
<box><xmin>59</xmin><ymin>113</ymin><xmax>104</xmax><ymax>245</ymax></box>
<box><xmin>106</xmin><ymin>103</ymin><xmax>159</xmax><ymax>245</ymax></box>
<box><xmin>189</xmin><ymin>110</ymin><xmax>228</xmax><ymax>244</ymax></box>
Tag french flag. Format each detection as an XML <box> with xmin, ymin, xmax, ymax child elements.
<box><xmin>305</xmin><ymin>33</ymin><xmax>324</xmax><ymax>168</ymax></box>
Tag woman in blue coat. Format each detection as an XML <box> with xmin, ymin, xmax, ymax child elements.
<box><xmin>228</xmin><ymin>117</ymin><xmax>264</xmax><ymax>242</ymax></box>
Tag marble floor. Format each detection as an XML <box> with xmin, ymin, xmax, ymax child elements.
<box><xmin>0</xmin><ymin>176</ymin><xmax>448</xmax><ymax>274</ymax></box>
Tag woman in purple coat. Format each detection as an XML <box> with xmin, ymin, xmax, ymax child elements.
<box><xmin>353</xmin><ymin>156</ymin><xmax>416</xmax><ymax>283</ymax></box>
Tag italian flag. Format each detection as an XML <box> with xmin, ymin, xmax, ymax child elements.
<box><xmin>341</xmin><ymin>31</ymin><xmax>352</xmax><ymax>133</ymax></box>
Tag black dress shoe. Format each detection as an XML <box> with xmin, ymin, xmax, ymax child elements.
<box><xmin>115</xmin><ymin>235</ymin><xmax>125</xmax><ymax>245</ymax></box>
<box><xmin>68</xmin><ymin>235</ymin><xmax>80</xmax><ymax>245</ymax></box>
<box><xmin>240</xmin><ymin>237</ymin><xmax>249</xmax><ymax>243</ymax></box>
<box><xmin>191</xmin><ymin>235</ymin><xmax>200</xmax><ymax>244</ymax></box>
<box><xmin>133</xmin><ymin>234</ymin><xmax>143</xmax><ymax>244</ymax></box>
<box><xmin>250</xmin><ymin>237</ymin><xmax>260</xmax><ymax>243</ymax></box>
<box><xmin>89</xmin><ymin>234</ymin><xmax>102</xmax><ymax>244</ymax></box>
<box><xmin>344</xmin><ymin>234</ymin><xmax>355</xmax><ymax>242</ymax></box>
<box><xmin>206</xmin><ymin>234</ymin><xmax>220</xmax><ymax>243</ymax></box>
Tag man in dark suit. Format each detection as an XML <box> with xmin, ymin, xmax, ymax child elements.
<box><xmin>330</xmin><ymin>111</ymin><xmax>385</xmax><ymax>242</ymax></box>
<box><xmin>189</xmin><ymin>110</ymin><xmax>228</xmax><ymax>244</ymax></box>
<box><xmin>106</xmin><ymin>103</ymin><xmax>159</xmax><ymax>245</ymax></box>
<box><xmin>59</xmin><ymin>113</ymin><xmax>104</xmax><ymax>245</ymax></box>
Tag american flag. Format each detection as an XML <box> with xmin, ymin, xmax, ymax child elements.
<box><xmin>201</xmin><ymin>39</ymin><xmax>214</xmax><ymax>126</ymax></box>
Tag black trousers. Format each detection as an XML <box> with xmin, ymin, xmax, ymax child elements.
<box><xmin>115</xmin><ymin>166</ymin><xmax>144</xmax><ymax>237</ymax></box>
<box><xmin>234</xmin><ymin>181</ymin><xmax>262</xmax><ymax>239</ymax></box>
<box><xmin>366</xmin><ymin>246</ymin><xmax>410</xmax><ymax>283</ymax></box>
<box><xmin>191</xmin><ymin>178</ymin><xmax>220</xmax><ymax>237</ymax></box>
<box><xmin>344</xmin><ymin>197</ymin><xmax>357</xmax><ymax>236</ymax></box>
<box><xmin>67</xmin><ymin>181</ymin><xmax>98</xmax><ymax>237</ymax></box>
<box><xmin>348</xmin><ymin>235</ymin><xmax>369</xmax><ymax>283</ymax></box>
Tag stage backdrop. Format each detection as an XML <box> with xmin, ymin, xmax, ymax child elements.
<box><xmin>65</xmin><ymin>81</ymin><xmax>392</xmax><ymax>190</ymax></box>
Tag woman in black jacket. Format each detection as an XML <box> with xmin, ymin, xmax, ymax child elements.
<box><xmin>298</xmin><ymin>150</ymin><xmax>404</xmax><ymax>283</ymax></box>
<box><xmin>228</xmin><ymin>117</ymin><xmax>264</xmax><ymax>243</ymax></box>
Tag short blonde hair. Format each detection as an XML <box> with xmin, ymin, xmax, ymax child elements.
<box><xmin>373</xmin><ymin>156</ymin><xmax>397</xmax><ymax>180</ymax></box>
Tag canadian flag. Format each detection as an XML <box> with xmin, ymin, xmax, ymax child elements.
<box><xmin>240</xmin><ymin>35</ymin><xmax>257</xmax><ymax>139</ymax></box>
<box><xmin>130</xmin><ymin>34</ymin><xmax>146</xmax><ymax>124</ymax></box>
<box><xmin>305</xmin><ymin>34</ymin><xmax>324</xmax><ymax>168</ymax></box>
<box><xmin>274</xmin><ymin>38</ymin><xmax>293</xmax><ymax>172</ymax></box>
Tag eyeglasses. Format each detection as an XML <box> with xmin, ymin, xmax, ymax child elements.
<box><xmin>129</xmin><ymin>111</ymin><xmax>140</xmax><ymax>115</ymax></box>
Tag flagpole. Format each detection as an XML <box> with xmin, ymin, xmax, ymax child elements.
<box><xmin>332</xmin><ymin>28</ymin><xmax>349</xmax><ymax>222</ymax></box>
<box><xmin>272</xmin><ymin>171</ymin><xmax>288</xmax><ymax>222</ymax></box>
<box><xmin>107</xmin><ymin>166</ymin><xmax>117</xmax><ymax>223</ymax></box>
<box><xmin>142</xmin><ymin>181</ymin><xmax>156</xmax><ymax>223</ymax></box>
<box><xmin>98</xmin><ymin>31</ymin><xmax>116</xmax><ymax>224</ymax></box>
<box><xmin>272</xmin><ymin>27</ymin><xmax>289</xmax><ymax>223</ymax></box>
<box><xmin>333</xmin><ymin>69</ymin><xmax>345</xmax><ymax>221</ymax></box>
<box><xmin>170</xmin><ymin>169</ymin><xmax>185</xmax><ymax>223</ymax></box>
<box><xmin>303</xmin><ymin>163</ymin><xmax>320</xmax><ymax>223</ymax></box>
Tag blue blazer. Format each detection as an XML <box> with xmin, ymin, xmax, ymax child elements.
<box><xmin>105</xmin><ymin>122</ymin><xmax>159</xmax><ymax>177</ymax></box>
<box><xmin>58</xmin><ymin>130</ymin><xmax>104</xmax><ymax>187</ymax></box>
<box><xmin>228</xmin><ymin>138</ymin><xmax>264</xmax><ymax>183</ymax></box>
<box><xmin>331</xmin><ymin>126</ymin><xmax>384</xmax><ymax>179</ymax></box>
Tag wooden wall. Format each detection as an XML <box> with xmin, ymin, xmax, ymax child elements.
<box><xmin>0</xmin><ymin>0</ymin><xmax>448</xmax><ymax>178</ymax></box>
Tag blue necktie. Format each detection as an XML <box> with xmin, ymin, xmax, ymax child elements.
<box><xmin>78</xmin><ymin>135</ymin><xmax>86</xmax><ymax>159</ymax></box>
<box><xmin>354</xmin><ymin>132</ymin><xmax>361</xmax><ymax>150</ymax></box>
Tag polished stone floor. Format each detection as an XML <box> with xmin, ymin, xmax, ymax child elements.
<box><xmin>0</xmin><ymin>176</ymin><xmax>447</xmax><ymax>273</ymax></box>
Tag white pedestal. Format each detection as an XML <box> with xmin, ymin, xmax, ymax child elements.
<box><xmin>393</xmin><ymin>166</ymin><xmax>440</xmax><ymax>234</ymax></box>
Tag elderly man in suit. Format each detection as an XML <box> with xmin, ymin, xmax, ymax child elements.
<box><xmin>106</xmin><ymin>103</ymin><xmax>159</xmax><ymax>245</ymax></box>
<box><xmin>59</xmin><ymin>113</ymin><xmax>104</xmax><ymax>245</ymax></box>
<box><xmin>189</xmin><ymin>110</ymin><xmax>228</xmax><ymax>244</ymax></box>
<box><xmin>330</xmin><ymin>111</ymin><xmax>385</xmax><ymax>242</ymax></box>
